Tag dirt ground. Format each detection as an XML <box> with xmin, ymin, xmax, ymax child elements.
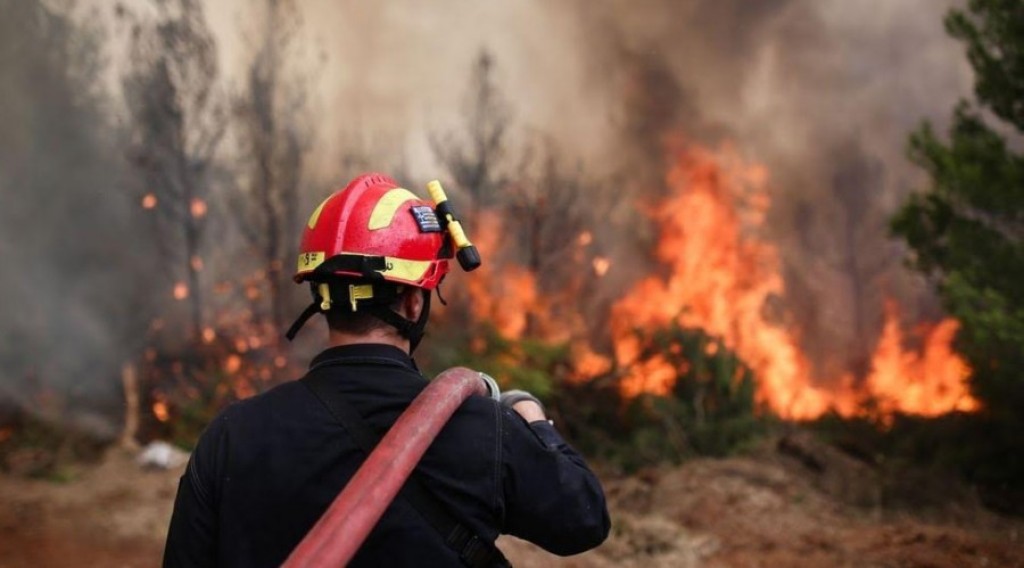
<box><xmin>1</xmin><ymin>441</ymin><xmax>1022</xmax><ymax>568</ymax></box>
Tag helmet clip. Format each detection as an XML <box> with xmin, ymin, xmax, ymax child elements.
<box><xmin>348</xmin><ymin>283</ymin><xmax>374</xmax><ymax>311</ymax></box>
<box><xmin>318</xmin><ymin>283</ymin><xmax>332</xmax><ymax>311</ymax></box>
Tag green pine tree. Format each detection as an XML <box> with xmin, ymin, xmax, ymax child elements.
<box><xmin>892</xmin><ymin>0</ymin><xmax>1024</xmax><ymax>510</ymax></box>
<box><xmin>893</xmin><ymin>0</ymin><xmax>1024</xmax><ymax>417</ymax></box>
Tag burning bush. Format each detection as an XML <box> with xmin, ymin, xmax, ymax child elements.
<box><xmin>140</xmin><ymin>317</ymin><xmax>300</xmax><ymax>449</ymax></box>
<box><xmin>554</xmin><ymin>325</ymin><xmax>767</xmax><ymax>472</ymax></box>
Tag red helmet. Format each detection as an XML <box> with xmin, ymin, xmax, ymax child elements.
<box><xmin>287</xmin><ymin>173</ymin><xmax>479</xmax><ymax>345</ymax></box>
<box><xmin>294</xmin><ymin>173</ymin><xmax>451</xmax><ymax>289</ymax></box>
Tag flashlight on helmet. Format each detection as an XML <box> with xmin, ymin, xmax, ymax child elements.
<box><xmin>427</xmin><ymin>180</ymin><xmax>481</xmax><ymax>272</ymax></box>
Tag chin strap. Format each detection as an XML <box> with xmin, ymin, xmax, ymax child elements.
<box><xmin>285</xmin><ymin>302</ymin><xmax>322</xmax><ymax>342</ymax></box>
<box><xmin>365</xmin><ymin>290</ymin><xmax>431</xmax><ymax>353</ymax></box>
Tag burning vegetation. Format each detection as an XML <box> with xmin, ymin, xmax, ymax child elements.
<box><xmin>460</xmin><ymin>136</ymin><xmax>976</xmax><ymax>425</ymax></box>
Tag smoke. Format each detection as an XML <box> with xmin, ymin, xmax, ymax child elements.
<box><xmin>0</xmin><ymin>0</ymin><xmax>157</xmax><ymax>437</ymax></box>
<box><xmin>0</xmin><ymin>0</ymin><xmax>977</xmax><ymax>428</ymax></box>
<box><xmin>536</xmin><ymin>0</ymin><xmax>974</xmax><ymax>380</ymax></box>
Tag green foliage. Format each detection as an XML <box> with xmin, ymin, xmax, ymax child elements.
<box><xmin>891</xmin><ymin>0</ymin><xmax>1024</xmax><ymax>513</ymax></box>
<box><xmin>945</xmin><ymin>0</ymin><xmax>1024</xmax><ymax>132</ymax></box>
<box><xmin>160</xmin><ymin>376</ymin><xmax>230</xmax><ymax>451</ymax></box>
<box><xmin>555</xmin><ymin>325</ymin><xmax>769</xmax><ymax>472</ymax></box>
<box><xmin>425</xmin><ymin>324</ymin><xmax>566</xmax><ymax>400</ymax></box>
<box><xmin>0</xmin><ymin>407</ymin><xmax>105</xmax><ymax>479</ymax></box>
<box><xmin>428</xmin><ymin>321</ymin><xmax>766</xmax><ymax>471</ymax></box>
<box><xmin>894</xmin><ymin>0</ymin><xmax>1024</xmax><ymax>417</ymax></box>
<box><xmin>810</xmin><ymin>411</ymin><xmax>1024</xmax><ymax>514</ymax></box>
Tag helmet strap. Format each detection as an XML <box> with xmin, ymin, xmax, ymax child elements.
<box><xmin>366</xmin><ymin>289</ymin><xmax>431</xmax><ymax>353</ymax></box>
<box><xmin>285</xmin><ymin>283</ymin><xmax>432</xmax><ymax>354</ymax></box>
<box><xmin>285</xmin><ymin>302</ymin><xmax>321</xmax><ymax>341</ymax></box>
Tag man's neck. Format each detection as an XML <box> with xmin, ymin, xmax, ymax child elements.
<box><xmin>327</xmin><ymin>329</ymin><xmax>410</xmax><ymax>353</ymax></box>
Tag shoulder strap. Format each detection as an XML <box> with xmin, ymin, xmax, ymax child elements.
<box><xmin>302</xmin><ymin>371</ymin><xmax>511</xmax><ymax>568</ymax></box>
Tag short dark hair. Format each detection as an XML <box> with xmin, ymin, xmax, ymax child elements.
<box><xmin>321</xmin><ymin>279</ymin><xmax>407</xmax><ymax>335</ymax></box>
<box><xmin>324</xmin><ymin>306</ymin><xmax>394</xmax><ymax>335</ymax></box>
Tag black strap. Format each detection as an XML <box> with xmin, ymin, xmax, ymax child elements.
<box><xmin>312</xmin><ymin>254</ymin><xmax>388</xmax><ymax>280</ymax></box>
<box><xmin>302</xmin><ymin>370</ymin><xmax>511</xmax><ymax>568</ymax></box>
<box><xmin>285</xmin><ymin>302</ymin><xmax>321</xmax><ymax>341</ymax></box>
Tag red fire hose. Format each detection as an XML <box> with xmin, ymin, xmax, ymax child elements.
<box><xmin>282</xmin><ymin>367</ymin><xmax>489</xmax><ymax>567</ymax></box>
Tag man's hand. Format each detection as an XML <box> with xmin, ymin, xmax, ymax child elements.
<box><xmin>500</xmin><ymin>390</ymin><xmax>547</xmax><ymax>423</ymax></box>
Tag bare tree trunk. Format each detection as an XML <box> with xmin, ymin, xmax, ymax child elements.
<box><xmin>231</xmin><ymin>0</ymin><xmax>308</xmax><ymax>343</ymax></box>
<box><xmin>185</xmin><ymin>215</ymin><xmax>203</xmax><ymax>339</ymax></box>
<box><xmin>122</xmin><ymin>0</ymin><xmax>224</xmax><ymax>342</ymax></box>
<box><xmin>120</xmin><ymin>362</ymin><xmax>140</xmax><ymax>450</ymax></box>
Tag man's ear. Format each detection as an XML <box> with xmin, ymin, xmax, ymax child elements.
<box><xmin>401</xmin><ymin>288</ymin><xmax>424</xmax><ymax>321</ymax></box>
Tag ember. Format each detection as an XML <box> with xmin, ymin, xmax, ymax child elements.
<box><xmin>152</xmin><ymin>400</ymin><xmax>170</xmax><ymax>422</ymax></box>
<box><xmin>172</xmin><ymin>283</ymin><xmax>189</xmax><ymax>301</ymax></box>
<box><xmin>189</xmin><ymin>198</ymin><xmax>208</xmax><ymax>218</ymax></box>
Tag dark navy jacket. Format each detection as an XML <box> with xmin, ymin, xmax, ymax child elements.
<box><xmin>163</xmin><ymin>344</ymin><xmax>610</xmax><ymax>567</ymax></box>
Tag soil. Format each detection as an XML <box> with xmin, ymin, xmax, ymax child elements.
<box><xmin>1</xmin><ymin>440</ymin><xmax>1021</xmax><ymax>567</ymax></box>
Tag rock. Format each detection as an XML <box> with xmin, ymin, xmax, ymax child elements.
<box><xmin>136</xmin><ymin>441</ymin><xmax>189</xmax><ymax>470</ymax></box>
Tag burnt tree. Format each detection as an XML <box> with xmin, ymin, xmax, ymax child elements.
<box><xmin>505</xmin><ymin>144</ymin><xmax>598</xmax><ymax>335</ymax></box>
<box><xmin>121</xmin><ymin>0</ymin><xmax>226</xmax><ymax>340</ymax></box>
<box><xmin>232</xmin><ymin>0</ymin><xmax>310</xmax><ymax>336</ymax></box>
<box><xmin>431</xmin><ymin>49</ymin><xmax>511</xmax><ymax>225</ymax></box>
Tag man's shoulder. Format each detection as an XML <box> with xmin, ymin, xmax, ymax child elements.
<box><xmin>454</xmin><ymin>393</ymin><xmax>501</xmax><ymax>421</ymax></box>
<box><xmin>212</xmin><ymin>377</ymin><xmax>311</xmax><ymax>427</ymax></box>
<box><xmin>191</xmin><ymin>376</ymin><xmax>318</xmax><ymax>461</ymax></box>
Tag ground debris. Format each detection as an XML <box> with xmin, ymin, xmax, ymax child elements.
<box><xmin>137</xmin><ymin>441</ymin><xmax>189</xmax><ymax>470</ymax></box>
<box><xmin>0</xmin><ymin>439</ymin><xmax>1022</xmax><ymax>567</ymax></box>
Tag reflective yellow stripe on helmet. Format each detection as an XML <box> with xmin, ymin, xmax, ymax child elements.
<box><xmin>368</xmin><ymin>188</ymin><xmax>418</xmax><ymax>230</ymax></box>
<box><xmin>307</xmin><ymin>196</ymin><xmax>332</xmax><ymax>229</ymax></box>
<box><xmin>297</xmin><ymin>251</ymin><xmax>325</xmax><ymax>272</ymax></box>
<box><xmin>381</xmin><ymin>256</ymin><xmax>431</xmax><ymax>282</ymax></box>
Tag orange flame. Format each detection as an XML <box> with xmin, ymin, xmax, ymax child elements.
<box><xmin>609</xmin><ymin>142</ymin><xmax>830</xmax><ymax>418</ymax></box>
<box><xmin>152</xmin><ymin>400</ymin><xmax>170</xmax><ymax>422</ymax></box>
<box><xmin>466</xmin><ymin>212</ymin><xmax>542</xmax><ymax>340</ymax></box>
<box><xmin>864</xmin><ymin>302</ymin><xmax>977</xmax><ymax>416</ymax></box>
<box><xmin>571</xmin><ymin>343</ymin><xmax>613</xmax><ymax>380</ymax></box>
<box><xmin>606</xmin><ymin>140</ymin><xmax>975</xmax><ymax>420</ymax></box>
<box><xmin>224</xmin><ymin>354</ymin><xmax>242</xmax><ymax>374</ymax></box>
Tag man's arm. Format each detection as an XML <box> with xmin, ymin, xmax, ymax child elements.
<box><xmin>498</xmin><ymin>393</ymin><xmax>611</xmax><ymax>556</ymax></box>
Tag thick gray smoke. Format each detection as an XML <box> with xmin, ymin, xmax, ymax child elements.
<box><xmin>0</xmin><ymin>0</ymin><xmax>157</xmax><ymax>436</ymax></box>
<box><xmin>538</xmin><ymin>0</ymin><xmax>974</xmax><ymax>379</ymax></box>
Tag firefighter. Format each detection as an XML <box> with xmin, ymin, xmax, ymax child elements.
<box><xmin>163</xmin><ymin>173</ymin><xmax>610</xmax><ymax>567</ymax></box>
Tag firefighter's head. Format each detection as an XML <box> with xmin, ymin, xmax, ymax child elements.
<box><xmin>286</xmin><ymin>173</ymin><xmax>454</xmax><ymax>351</ymax></box>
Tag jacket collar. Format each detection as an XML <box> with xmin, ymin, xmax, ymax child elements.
<box><xmin>309</xmin><ymin>343</ymin><xmax>417</xmax><ymax>371</ymax></box>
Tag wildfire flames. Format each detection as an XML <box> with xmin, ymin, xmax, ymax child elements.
<box><xmin>469</xmin><ymin>137</ymin><xmax>977</xmax><ymax>421</ymax></box>
<box><xmin>466</xmin><ymin>211</ymin><xmax>544</xmax><ymax>341</ymax></box>
<box><xmin>608</xmin><ymin>140</ymin><xmax>976</xmax><ymax>419</ymax></box>
<box><xmin>140</xmin><ymin>260</ymin><xmax>309</xmax><ymax>427</ymax></box>
<box><xmin>138</xmin><ymin>137</ymin><xmax>975</xmax><ymax>427</ymax></box>
<box><xmin>864</xmin><ymin>302</ymin><xmax>977</xmax><ymax>416</ymax></box>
